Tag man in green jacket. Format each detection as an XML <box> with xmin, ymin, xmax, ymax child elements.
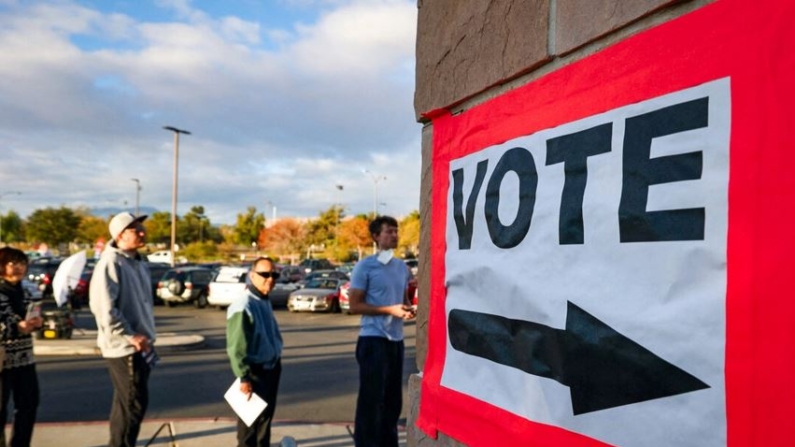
<box><xmin>226</xmin><ymin>257</ymin><xmax>283</xmax><ymax>447</ymax></box>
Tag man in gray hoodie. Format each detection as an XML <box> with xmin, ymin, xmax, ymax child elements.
<box><xmin>89</xmin><ymin>212</ymin><xmax>157</xmax><ymax>447</ymax></box>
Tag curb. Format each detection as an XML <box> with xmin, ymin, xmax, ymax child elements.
<box><xmin>32</xmin><ymin>331</ymin><xmax>205</xmax><ymax>356</ymax></box>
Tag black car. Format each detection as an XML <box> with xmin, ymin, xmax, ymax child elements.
<box><xmin>26</xmin><ymin>257</ymin><xmax>63</xmax><ymax>299</ymax></box>
<box><xmin>298</xmin><ymin>258</ymin><xmax>334</xmax><ymax>274</ymax></box>
<box><xmin>146</xmin><ymin>262</ymin><xmax>172</xmax><ymax>304</ymax></box>
<box><xmin>156</xmin><ymin>266</ymin><xmax>215</xmax><ymax>308</ymax></box>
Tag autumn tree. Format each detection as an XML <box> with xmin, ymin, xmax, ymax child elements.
<box><xmin>338</xmin><ymin>215</ymin><xmax>372</xmax><ymax>260</ymax></box>
<box><xmin>398</xmin><ymin>210</ymin><xmax>420</xmax><ymax>257</ymax></box>
<box><xmin>76</xmin><ymin>214</ymin><xmax>109</xmax><ymax>244</ymax></box>
<box><xmin>260</xmin><ymin>218</ymin><xmax>307</xmax><ymax>260</ymax></box>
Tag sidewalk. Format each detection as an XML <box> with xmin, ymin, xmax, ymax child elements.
<box><xmin>32</xmin><ymin>328</ymin><xmax>205</xmax><ymax>356</ymax></box>
<box><xmin>27</xmin><ymin>329</ymin><xmax>408</xmax><ymax>447</ymax></box>
<box><xmin>20</xmin><ymin>418</ymin><xmax>401</xmax><ymax>447</ymax></box>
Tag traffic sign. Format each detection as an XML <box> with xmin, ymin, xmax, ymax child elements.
<box><xmin>417</xmin><ymin>1</ymin><xmax>795</xmax><ymax>446</ymax></box>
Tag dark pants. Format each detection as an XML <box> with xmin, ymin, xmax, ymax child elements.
<box><xmin>237</xmin><ymin>360</ymin><xmax>281</xmax><ymax>447</ymax></box>
<box><xmin>106</xmin><ymin>353</ymin><xmax>151</xmax><ymax>447</ymax></box>
<box><xmin>354</xmin><ymin>336</ymin><xmax>404</xmax><ymax>447</ymax></box>
<box><xmin>0</xmin><ymin>364</ymin><xmax>39</xmax><ymax>447</ymax></box>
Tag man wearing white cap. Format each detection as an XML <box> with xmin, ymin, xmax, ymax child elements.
<box><xmin>89</xmin><ymin>212</ymin><xmax>157</xmax><ymax>447</ymax></box>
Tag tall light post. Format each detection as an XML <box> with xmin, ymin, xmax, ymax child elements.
<box><xmin>266</xmin><ymin>200</ymin><xmax>277</xmax><ymax>225</ymax></box>
<box><xmin>363</xmin><ymin>170</ymin><xmax>386</xmax><ymax>218</ymax></box>
<box><xmin>0</xmin><ymin>191</ymin><xmax>21</xmax><ymax>245</ymax></box>
<box><xmin>163</xmin><ymin>126</ymin><xmax>191</xmax><ymax>267</ymax></box>
<box><xmin>335</xmin><ymin>184</ymin><xmax>344</xmax><ymax>248</ymax></box>
<box><xmin>130</xmin><ymin>178</ymin><xmax>141</xmax><ymax>216</ymax></box>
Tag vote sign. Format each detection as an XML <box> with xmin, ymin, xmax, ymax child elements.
<box><xmin>417</xmin><ymin>1</ymin><xmax>795</xmax><ymax>446</ymax></box>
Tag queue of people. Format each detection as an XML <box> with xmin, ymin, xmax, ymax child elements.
<box><xmin>0</xmin><ymin>212</ymin><xmax>415</xmax><ymax>447</ymax></box>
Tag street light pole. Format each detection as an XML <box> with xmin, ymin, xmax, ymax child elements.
<box><xmin>0</xmin><ymin>191</ymin><xmax>21</xmax><ymax>245</ymax></box>
<box><xmin>130</xmin><ymin>178</ymin><xmax>141</xmax><ymax>216</ymax></box>
<box><xmin>163</xmin><ymin>126</ymin><xmax>191</xmax><ymax>267</ymax></box>
<box><xmin>363</xmin><ymin>170</ymin><xmax>386</xmax><ymax>254</ymax></box>
<box><xmin>335</xmin><ymin>184</ymin><xmax>344</xmax><ymax>248</ymax></box>
<box><xmin>363</xmin><ymin>170</ymin><xmax>386</xmax><ymax>218</ymax></box>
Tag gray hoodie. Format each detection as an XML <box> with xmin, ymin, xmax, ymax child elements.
<box><xmin>89</xmin><ymin>243</ymin><xmax>156</xmax><ymax>358</ymax></box>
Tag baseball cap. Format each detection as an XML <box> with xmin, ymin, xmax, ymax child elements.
<box><xmin>109</xmin><ymin>212</ymin><xmax>148</xmax><ymax>240</ymax></box>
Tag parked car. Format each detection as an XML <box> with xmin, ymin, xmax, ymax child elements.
<box><xmin>156</xmin><ymin>266</ymin><xmax>215</xmax><ymax>308</ymax></box>
<box><xmin>339</xmin><ymin>277</ymin><xmax>417</xmax><ymax>313</ymax></box>
<box><xmin>296</xmin><ymin>269</ymin><xmax>349</xmax><ymax>288</ymax></box>
<box><xmin>298</xmin><ymin>258</ymin><xmax>334</xmax><ymax>274</ymax></box>
<box><xmin>147</xmin><ymin>250</ymin><xmax>187</xmax><ymax>265</ymax></box>
<box><xmin>208</xmin><ymin>266</ymin><xmax>249</xmax><ymax>309</ymax></box>
<box><xmin>404</xmin><ymin>258</ymin><xmax>419</xmax><ymax>276</ymax></box>
<box><xmin>278</xmin><ymin>266</ymin><xmax>305</xmax><ymax>283</ymax></box>
<box><xmin>21</xmin><ymin>279</ymin><xmax>43</xmax><ymax>301</ymax></box>
<box><xmin>70</xmin><ymin>269</ymin><xmax>93</xmax><ymax>308</ymax></box>
<box><xmin>287</xmin><ymin>278</ymin><xmax>343</xmax><ymax>313</ymax></box>
<box><xmin>339</xmin><ymin>281</ymin><xmax>352</xmax><ymax>314</ymax></box>
<box><xmin>147</xmin><ymin>262</ymin><xmax>172</xmax><ymax>304</ymax></box>
<box><xmin>26</xmin><ymin>257</ymin><xmax>63</xmax><ymax>298</ymax></box>
<box><xmin>335</xmin><ymin>262</ymin><xmax>356</xmax><ymax>275</ymax></box>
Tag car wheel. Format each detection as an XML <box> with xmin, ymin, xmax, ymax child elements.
<box><xmin>331</xmin><ymin>299</ymin><xmax>341</xmax><ymax>314</ymax></box>
<box><xmin>165</xmin><ymin>301</ymin><xmax>176</xmax><ymax>308</ymax></box>
<box><xmin>195</xmin><ymin>293</ymin><xmax>208</xmax><ymax>309</ymax></box>
<box><xmin>167</xmin><ymin>278</ymin><xmax>186</xmax><ymax>296</ymax></box>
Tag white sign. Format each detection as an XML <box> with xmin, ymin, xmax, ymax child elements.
<box><xmin>441</xmin><ymin>79</ymin><xmax>730</xmax><ymax>447</ymax></box>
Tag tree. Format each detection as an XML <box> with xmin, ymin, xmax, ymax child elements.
<box><xmin>398</xmin><ymin>210</ymin><xmax>420</xmax><ymax>257</ymax></box>
<box><xmin>338</xmin><ymin>216</ymin><xmax>372</xmax><ymax>260</ymax></box>
<box><xmin>25</xmin><ymin>207</ymin><xmax>81</xmax><ymax>246</ymax></box>
<box><xmin>0</xmin><ymin>210</ymin><xmax>24</xmax><ymax>243</ymax></box>
<box><xmin>260</xmin><ymin>218</ymin><xmax>307</xmax><ymax>260</ymax></box>
<box><xmin>235</xmin><ymin>207</ymin><xmax>265</xmax><ymax>246</ymax></box>
<box><xmin>145</xmin><ymin>211</ymin><xmax>173</xmax><ymax>245</ymax></box>
<box><xmin>76</xmin><ymin>215</ymin><xmax>109</xmax><ymax>244</ymax></box>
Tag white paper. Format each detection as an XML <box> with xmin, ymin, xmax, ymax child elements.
<box><xmin>224</xmin><ymin>378</ymin><xmax>268</xmax><ymax>427</ymax></box>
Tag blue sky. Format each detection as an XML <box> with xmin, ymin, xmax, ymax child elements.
<box><xmin>0</xmin><ymin>0</ymin><xmax>419</xmax><ymax>224</ymax></box>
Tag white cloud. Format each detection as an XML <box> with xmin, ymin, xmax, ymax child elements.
<box><xmin>0</xmin><ymin>0</ymin><xmax>420</xmax><ymax>225</ymax></box>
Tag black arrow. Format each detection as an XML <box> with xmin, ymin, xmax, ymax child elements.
<box><xmin>448</xmin><ymin>302</ymin><xmax>709</xmax><ymax>415</ymax></box>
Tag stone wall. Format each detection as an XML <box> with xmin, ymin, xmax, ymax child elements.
<box><xmin>408</xmin><ymin>0</ymin><xmax>715</xmax><ymax>445</ymax></box>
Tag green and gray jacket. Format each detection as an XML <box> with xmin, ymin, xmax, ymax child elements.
<box><xmin>89</xmin><ymin>243</ymin><xmax>156</xmax><ymax>358</ymax></box>
<box><xmin>226</xmin><ymin>285</ymin><xmax>283</xmax><ymax>381</ymax></box>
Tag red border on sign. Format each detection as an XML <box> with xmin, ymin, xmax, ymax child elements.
<box><xmin>417</xmin><ymin>0</ymin><xmax>795</xmax><ymax>445</ymax></box>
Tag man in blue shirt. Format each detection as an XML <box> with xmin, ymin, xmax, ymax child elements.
<box><xmin>226</xmin><ymin>257</ymin><xmax>283</xmax><ymax>447</ymax></box>
<box><xmin>349</xmin><ymin>216</ymin><xmax>415</xmax><ymax>447</ymax></box>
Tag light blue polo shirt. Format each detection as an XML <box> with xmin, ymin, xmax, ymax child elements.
<box><xmin>350</xmin><ymin>255</ymin><xmax>410</xmax><ymax>341</ymax></box>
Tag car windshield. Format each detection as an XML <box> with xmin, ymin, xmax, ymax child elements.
<box><xmin>305</xmin><ymin>279</ymin><xmax>337</xmax><ymax>289</ymax></box>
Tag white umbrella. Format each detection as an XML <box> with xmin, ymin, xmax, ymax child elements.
<box><xmin>52</xmin><ymin>251</ymin><xmax>87</xmax><ymax>307</ymax></box>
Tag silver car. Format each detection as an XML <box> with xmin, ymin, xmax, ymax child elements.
<box><xmin>286</xmin><ymin>278</ymin><xmax>342</xmax><ymax>313</ymax></box>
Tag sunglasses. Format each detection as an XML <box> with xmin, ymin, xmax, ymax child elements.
<box><xmin>254</xmin><ymin>271</ymin><xmax>280</xmax><ymax>279</ymax></box>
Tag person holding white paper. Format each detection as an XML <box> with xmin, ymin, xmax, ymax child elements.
<box><xmin>0</xmin><ymin>247</ymin><xmax>43</xmax><ymax>447</ymax></box>
<box><xmin>226</xmin><ymin>257</ymin><xmax>283</xmax><ymax>447</ymax></box>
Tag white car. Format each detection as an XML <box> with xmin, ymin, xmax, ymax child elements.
<box><xmin>207</xmin><ymin>266</ymin><xmax>249</xmax><ymax>308</ymax></box>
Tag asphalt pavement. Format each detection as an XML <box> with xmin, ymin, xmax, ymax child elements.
<box><xmin>26</xmin><ymin>326</ymin><xmax>408</xmax><ymax>446</ymax></box>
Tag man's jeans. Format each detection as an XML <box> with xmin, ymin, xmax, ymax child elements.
<box><xmin>354</xmin><ymin>336</ymin><xmax>404</xmax><ymax>447</ymax></box>
<box><xmin>106</xmin><ymin>353</ymin><xmax>151</xmax><ymax>447</ymax></box>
